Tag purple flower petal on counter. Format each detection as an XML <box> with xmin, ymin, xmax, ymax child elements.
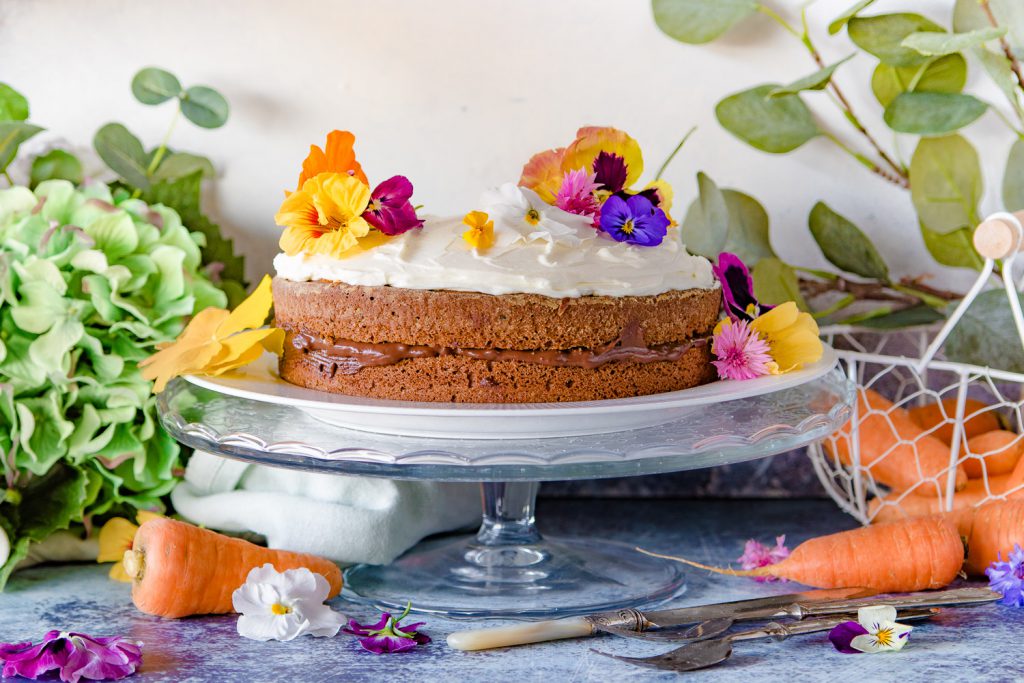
<box><xmin>343</xmin><ymin>604</ymin><xmax>431</xmax><ymax>655</ymax></box>
<box><xmin>828</xmin><ymin>621</ymin><xmax>870</xmax><ymax>654</ymax></box>
<box><xmin>0</xmin><ymin>631</ymin><xmax>142</xmax><ymax>682</ymax></box>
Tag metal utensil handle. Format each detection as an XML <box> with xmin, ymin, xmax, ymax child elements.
<box><xmin>730</xmin><ymin>608</ymin><xmax>939</xmax><ymax>643</ymax></box>
<box><xmin>798</xmin><ymin>587</ymin><xmax>1000</xmax><ymax>617</ymax></box>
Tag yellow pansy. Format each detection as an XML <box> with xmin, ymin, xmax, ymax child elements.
<box><xmin>749</xmin><ymin>301</ymin><xmax>823</xmax><ymax>373</ymax></box>
<box><xmin>97</xmin><ymin>510</ymin><xmax>164</xmax><ymax>582</ymax></box>
<box><xmin>561</xmin><ymin>126</ymin><xmax>644</xmax><ymax>189</ymax></box>
<box><xmin>139</xmin><ymin>275</ymin><xmax>285</xmax><ymax>392</ymax></box>
<box><xmin>275</xmin><ymin>172</ymin><xmax>372</xmax><ymax>258</ymax></box>
<box><xmin>462</xmin><ymin>211</ymin><xmax>495</xmax><ymax>250</ymax></box>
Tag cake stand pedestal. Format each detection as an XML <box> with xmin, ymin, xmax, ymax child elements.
<box><xmin>158</xmin><ymin>368</ymin><xmax>853</xmax><ymax>618</ymax></box>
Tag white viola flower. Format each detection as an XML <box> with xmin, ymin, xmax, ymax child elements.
<box><xmin>479</xmin><ymin>182</ymin><xmax>591</xmax><ymax>246</ymax></box>
<box><xmin>846</xmin><ymin>606</ymin><xmax>913</xmax><ymax>653</ymax></box>
<box><xmin>232</xmin><ymin>564</ymin><xmax>345</xmax><ymax>642</ymax></box>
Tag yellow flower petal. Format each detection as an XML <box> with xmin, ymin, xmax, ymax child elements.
<box><xmin>216</xmin><ymin>276</ymin><xmax>274</xmax><ymax>338</ymax></box>
<box><xmin>97</xmin><ymin>517</ymin><xmax>138</xmax><ymax>563</ymax></box>
<box><xmin>139</xmin><ymin>340</ymin><xmax>224</xmax><ymax>393</ymax></box>
<box><xmin>204</xmin><ymin>329</ymin><xmax>283</xmax><ymax>374</ymax></box>
<box><xmin>275</xmin><ymin>173</ymin><xmax>373</xmax><ymax>258</ymax></box>
<box><xmin>109</xmin><ymin>562</ymin><xmax>132</xmax><ymax>583</ymax></box>
<box><xmin>750</xmin><ymin>302</ymin><xmax>823</xmax><ymax>373</ymax></box>
<box><xmin>562</xmin><ymin>126</ymin><xmax>644</xmax><ymax>189</ymax></box>
<box><xmin>462</xmin><ymin>211</ymin><xmax>495</xmax><ymax>250</ymax></box>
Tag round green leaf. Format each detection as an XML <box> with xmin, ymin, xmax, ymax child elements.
<box><xmin>680</xmin><ymin>172</ymin><xmax>728</xmax><ymax>258</ymax></box>
<box><xmin>152</xmin><ymin>152</ymin><xmax>215</xmax><ymax>182</ymax></box>
<box><xmin>808</xmin><ymin>202</ymin><xmax>889</xmax><ymax>280</ymax></box>
<box><xmin>883</xmin><ymin>92</ymin><xmax>987</xmax><ymax>135</ymax></box>
<box><xmin>848</xmin><ymin>13</ymin><xmax>944</xmax><ymax>66</ymax></box>
<box><xmin>180</xmin><ymin>86</ymin><xmax>229</xmax><ymax>129</ymax></box>
<box><xmin>93</xmin><ymin>123</ymin><xmax>150</xmax><ymax>189</ymax></box>
<box><xmin>954</xmin><ymin>0</ymin><xmax>1024</xmax><ymax>59</ymax></box>
<box><xmin>0</xmin><ymin>83</ymin><xmax>29</xmax><ymax>122</ymax></box>
<box><xmin>921</xmin><ymin>223</ymin><xmax>982</xmax><ymax>269</ymax></box>
<box><xmin>752</xmin><ymin>258</ymin><xmax>808</xmax><ymax>310</ymax></box>
<box><xmin>651</xmin><ymin>0</ymin><xmax>758</xmax><ymax>44</ymax></box>
<box><xmin>910</xmin><ymin>135</ymin><xmax>982</xmax><ymax>235</ymax></box>
<box><xmin>768</xmin><ymin>55</ymin><xmax>853</xmax><ymax>98</ymax></box>
<box><xmin>30</xmin><ymin>150</ymin><xmax>83</xmax><ymax>188</ymax></box>
<box><xmin>720</xmin><ymin>189</ymin><xmax>775</xmax><ymax>263</ymax></box>
<box><xmin>901</xmin><ymin>27</ymin><xmax>1006</xmax><ymax>56</ymax></box>
<box><xmin>0</xmin><ymin>122</ymin><xmax>43</xmax><ymax>172</ymax></box>
<box><xmin>870</xmin><ymin>54</ymin><xmax>966</xmax><ymax>107</ymax></box>
<box><xmin>1004</xmin><ymin>138</ymin><xmax>1024</xmax><ymax>212</ymax></box>
<box><xmin>946</xmin><ymin>289</ymin><xmax>1024</xmax><ymax>371</ymax></box>
<box><xmin>715</xmin><ymin>85</ymin><xmax>819</xmax><ymax>153</ymax></box>
<box><xmin>131</xmin><ymin>68</ymin><xmax>182</xmax><ymax>105</ymax></box>
<box><xmin>829</xmin><ymin>0</ymin><xmax>877</xmax><ymax>35</ymax></box>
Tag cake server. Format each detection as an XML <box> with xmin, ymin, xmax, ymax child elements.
<box><xmin>445</xmin><ymin>586</ymin><xmax>873</xmax><ymax>651</ymax></box>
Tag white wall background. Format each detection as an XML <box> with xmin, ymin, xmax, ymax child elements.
<box><xmin>0</xmin><ymin>0</ymin><xmax>1008</xmax><ymax>288</ymax></box>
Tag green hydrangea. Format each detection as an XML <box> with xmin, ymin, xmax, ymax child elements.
<box><xmin>0</xmin><ymin>180</ymin><xmax>225</xmax><ymax>585</ymax></box>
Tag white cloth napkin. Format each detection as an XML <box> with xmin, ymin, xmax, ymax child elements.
<box><xmin>170</xmin><ymin>450</ymin><xmax>480</xmax><ymax>565</ymax></box>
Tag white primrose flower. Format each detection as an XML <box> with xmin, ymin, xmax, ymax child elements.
<box><xmin>232</xmin><ymin>564</ymin><xmax>345</xmax><ymax>642</ymax></box>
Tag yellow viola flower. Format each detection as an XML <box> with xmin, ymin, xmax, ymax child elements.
<box><xmin>561</xmin><ymin>126</ymin><xmax>644</xmax><ymax>190</ymax></box>
<box><xmin>750</xmin><ymin>301</ymin><xmax>823</xmax><ymax>373</ymax></box>
<box><xmin>275</xmin><ymin>172</ymin><xmax>372</xmax><ymax>258</ymax></box>
<box><xmin>643</xmin><ymin>179</ymin><xmax>675</xmax><ymax>223</ymax></box>
<box><xmin>462</xmin><ymin>211</ymin><xmax>495</xmax><ymax>250</ymax></box>
<box><xmin>97</xmin><ymin>510</ymin><xmax>164</xmax><ymax>582</ymax></box>
<box><xmin>139</xmin><ymin>275</ymin><xmax>285</xmax><ymax>392</ymax></box>
<box><xmin>519</xmin><ymin>147</ymin><xmax>566</xmax><ymax>204</ymax></box>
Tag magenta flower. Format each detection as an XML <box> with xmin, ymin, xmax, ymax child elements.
<box><xmin>712</xmin><ymin>320</ymin><xmax>774</xmax><ymax>381</ymax></box>
<box><xmin>599</xmin><ymin>194</ymin><xmax>669</xmax><ymax>246</ymax></box>
<box><xmin>713</xmin><ymin>252</ymin><xmax>771</xmax><ymax>322</ymax></box>
<box><xmin>0</xmin><ymin>631</ymin><xmax>142</xmax><ymax>682</ymax></box>
<box><xmin>986</xmin><ymin>544</ymin><xmax>1024</xmax><ymax>607</ymax></box>
<box><xmin>342</xmin><ymin>604</ymin><xmax>430</xmax><ymax>654</ymax></box>
<box><xmin>362</xmin><ymin>175</ymin><xmax>424</xmax><ymax>236</ymax></box>
<box><xmin>738</xmin><ymin>535</ymin><xmax>790</xmax><ymax>583</ymax></box>
<box><xmin>555</xmin><ymin>169</ymin><xmax>601</xmax><ymax>224</ymax></box>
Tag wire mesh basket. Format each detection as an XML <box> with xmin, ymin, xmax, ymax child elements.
<box><xmin>808</xmin><ymin>212</ymin><xmax>1024</xmax><ymax>524</ymax></box>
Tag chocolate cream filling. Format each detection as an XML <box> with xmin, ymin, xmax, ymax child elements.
<box><xmin>285</xmin><ymin>322</ymin><xmax>711</xmax><ymax>375</ymax></box>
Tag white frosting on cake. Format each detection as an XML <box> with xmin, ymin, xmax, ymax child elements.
<box><xmin>273</xmin><ymin>183</ymin><xmax>716</xmax><ymax>297</ymax></box>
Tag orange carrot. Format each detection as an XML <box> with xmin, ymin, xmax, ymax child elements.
<box><xmin>907</xmin><ymin>398</ymin><xmax>1001</xmax><ymax>445</ymax></box>
<box><xmin>639</xmin><ymin>517</ymin><xmax>964</xmax><ymax>592</ymax></box>
<box><xmin>125</xmin><ymin>518</ymin><xmax>343</xmax><ymax>618</ymax></box>
<box><xmin>963</xmin><ymin>430</ymin><xmax>1023</xmax><ymax>479</ymax></box>
<box><xmin>962</xmin><ymin>499</ymin><xmax>1024</xmax><ymax>576</ymax></box>
<box><xmin>868</xmin><ymin>476</ymin><xmax>1016</xmax><ymax>524</ymax></box>
<box><xmin>826</xmin><ymin>388</ymin><xmax>967</xmax><ymax>496</ymax></box>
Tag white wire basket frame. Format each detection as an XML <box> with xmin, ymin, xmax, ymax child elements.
<box><xmin>808</xmin><ymin>212</ymin><xmax>1024</xmax><ymax>525</ymax></box>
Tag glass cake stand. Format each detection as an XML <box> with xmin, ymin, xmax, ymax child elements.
<box><xmin>157</xmin><ymin>368</ymin><xmax>853</xmax><ymax>618</ymax></box>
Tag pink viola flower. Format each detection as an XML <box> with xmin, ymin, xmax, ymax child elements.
<box><xmin>554</xmin><ymin>169</ymin><xmax>602</xmax><ymax>225</ymax></box>
<box><xmin>711</xmin><ymin>319</ymin><xmax>774</xmax><ymax>381</ymax></box>
<box><xmin>362</xmin><ymin>175</ymin><xmax>424</xmax><ymax>236</ymax></box>
<box><xmin>0</xmin><ymin>631</ymin><xmax>142</xmax><ymax>682</ymax></box>
<box><xmin>738</xmin><ymin>535</ymin><xmax>791</xmax><ymax>583</ymax></box>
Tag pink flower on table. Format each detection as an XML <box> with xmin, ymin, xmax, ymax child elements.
<box><xmin>362</xmin><ymin>175</ymin><xmax>424</xmax><ymax>236</ymax></box>
<box><xmin>711</xmin><ymin>319</ymin><xmax>775</xmax><ymax>381</ymax></box>
<box><xmin>342</xmin><ymin>603</ymin><xmax>430</xmax><ymax>654</ymax></box>
<box><xmin>554</xmin><ymin>169</ymin><xmax>602</xmax><ymax>225</ymax></box>
<box><xmin>738</xmin><ymin>535</ymin><xmax>791</xmax><ymax>583</ymax></box>
<box><xmin>0</xmin><ymin>631</ymin><xmax>142</xmax><ymax>682</ymax></box>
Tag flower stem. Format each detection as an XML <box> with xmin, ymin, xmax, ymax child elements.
<box><xmin>1</xmin><ymin>170</ymin><xmax>12</xmax><ymax>186</ymax></box>
<box><xmin>654</xmin><ymin>126</ymin><xmax>697</xmax><ymax>181</ymax></box>
<box><xmin>811</xmin><ymin>293</ymin><xmax>856</xmax><ymax>319</ymax></box>
<box><xmin>757</xmin><ymin>4</ymin><xmax>802</xmax><ymax>40</ymax></box>
<box><xmin>146</xmin><ymin>106</ymin><xmax>181</xmax><ymax>178</ymax></box>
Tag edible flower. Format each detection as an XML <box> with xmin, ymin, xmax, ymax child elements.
<box><xmin>749</xmin><ymin>301</ymin><xmax>823</xmax><ymax>373</ymax></box>
<box><xmin>555</xmin><ymin>169</ymin><xmax>602</xmax><ymax>225</ymax></box>
<box><xmin>295</xmin><ymin>129</ymin><xmax>368</xmax><ymax>189</ymax></box>
<box><xmin>714</xmin><ymin>252</ymin><xmax>770</xmax><ymax>322</ymax></box>
<box><xmin>519</xmin><ymin>147</ymin><xmax>566</xmax><ymax>204</ymax></box>
<box><xmin>711</xmin><ymin>319</ymin><xmax>775</xmax><ymax>381</ymax></box>
<box><xmin>232</xmin><ymin>564</ymin><xmax>346</xmax><ymax>642</ymax></box>
<box><xmin>343</xmin><ymin>603</ymin><xmax>430</xmax><ymax>654</ymax></box>
<box><xmin>96</xmin><ymin>511</ymin><xmax>164</xmax><ymax>582</ymax></box>
<box><xmin>462</xmin><ymin>211</ymin><xmax>494</xmax><ymax>250</ymax></box>
<box><xmin>139</xmin><ymin>275</ymin><xmax>284</xmax><ymax>392</ymax></box>
<box><xmin>0</xmin><ymin>631</ymin><xmax>142</xmax><ymax>682</ymax></box>
<box><xmin>737</xmin><ymin>535</ymin><xmax>790</xmax><ymax>581</ymax></box>
<box><xmin>276</xmin><ymin>172</ymin><xmax>372</xmax><ymax>258</ymax></box>
<box><xmin>480</xmin><ymin>183</ymin><xmax>589</xmax><ymax>245</ymax></box>
<box><xmin>598</xmin><ymin>194</ymin><xmax>668</xmax><ymax>247</ymax></box>
<box><xmin>828</xmin><ymin>606</ymin><xmax>913</xmax><ymax>654</ymax></box>
<box><xmin>561</xmin><ymin>126</ymin><xmax>644</xmax><ymax>192</ymax></box>
<box><xmin>362</xmin><ymin>175</ymin><xmax>423</xmax><ymax>236</ymax></box>
<box><xmin>986</xmin><ymin>544</ymin><xmax>1024</xmax><ymax>606</ymax></box>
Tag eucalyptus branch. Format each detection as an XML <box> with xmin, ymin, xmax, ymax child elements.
<box><xmin>146</xmin><ymin>106</ymin><xmax>180</xmax><ymax>177</ymax></box>
<box><xmin>799</xmin><ymin>274</ymin><xmax>961</xmax><ymax>310</ymax></box>
<box><xmin>980</xmin><ymin>0</ymin><xmax>1024</xmax><ymax>94</ymax></box>
<box><xmin>655</xmin><ymin>126</ymin><xmax>696</xmax><ymax>181</ymax></box>
<box><xmin>822</xmin><ymin>132</ymin><xmax>910</xmax><ymax>187</ymax></box>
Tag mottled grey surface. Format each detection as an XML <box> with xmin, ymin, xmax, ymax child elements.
<box><xmin>1</xmin><ymin>499</ymin><xmax>1017</xmax><ymax>682</ymax></box>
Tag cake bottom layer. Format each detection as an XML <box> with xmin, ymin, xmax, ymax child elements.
<box><xmin>279</xmin><ymin>340</ymin><xmax>716</xmax><ymax>403</ymax></box>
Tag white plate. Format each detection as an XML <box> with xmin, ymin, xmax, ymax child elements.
<box><xmin>184</xmin><ymin>345</ymin><xmax>838</xmax><ymax>439</ymax></box>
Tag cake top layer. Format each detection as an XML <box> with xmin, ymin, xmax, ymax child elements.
<box><xmin>273</xmin><ymin>127</ymin><xmax>716</xmax><ymax>298</ymax></box>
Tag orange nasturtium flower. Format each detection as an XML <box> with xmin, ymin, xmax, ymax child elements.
<box><xmin>139</xmin><ymin>276</ymin><xmax>285</xmax><ymax>392</ymax></box>
<box><xmin>462</xmin><ymin>211</ymin><xmax>494</xmax><ymax>250</ymax></box>
<box><xmin>276</xmin><ymin>173</ymin><xmax>373</xmax><ymax>258</ymax></box>
<box><xmin>97</xmin><ymin>510</ymin><xmax>164</xmax><ymax>582</ymax></box>
<box><xmin>296</xmin><ymin>130</ymin><xmax>368</xmax><ymax>189</ymax></box>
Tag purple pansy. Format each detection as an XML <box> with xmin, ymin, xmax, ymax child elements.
<box><xmin>362</xmin><ymin>175</ymin><xmax>424</xmax><ymax>236</ymax></box>
<box><xmin>828</xmin><ymin>621</ymin><xmax>870</xmax><ymax>654</ymax></box>
<box><xmin>713</xmin><ymin>252</ymin><xmax>772</xmax><ymax>322</ymax></box>
<box><xmin>592</xmin><ymin>151</ymin><xmax>628</xmax><ymax>193</ymax></box>
<box><xmin>342</xmin><ymin>604</ymin><xmax>430</xmax><ymax>654</ymax></box>
<box><xmin>598</xmin><ymin>194</ymin><xmax>669</xmax><ymax>247</ymax></box>
<box><xmin>0</xmin><ymin>631</ymin><xmax>142</xmax><ymax>682</ymax></box>
<box><xmin>986</xmin><ymin>543</ymin><xmax>1024</xmax><ymax>607</ymax></box>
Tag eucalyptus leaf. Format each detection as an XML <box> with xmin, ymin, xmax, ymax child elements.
<box><xmin>130</xmin><ymin>67</ymin><xmax>182</xmax><ymax>105</ymax></box>
<box><xmin>1004</xmin><ymin>138</ymin><xmax>1024</xmax><ymax>211</ymax></box>
<box><xmin>180</xmin><ymin>86</ymin><xmax>229</xmax><ymax>129</ymax></box>
<box><xmin>752</xmin><ymin>257</ymin><xmax>808</xmax><ymax>310</ymax></box>
<box><xmin>715</xmin><ymin>85</ymin><xmax>819</xmax><ymax>153</ymax></box>
<box><xmin>848</xmin><ymin>13</ymin><xmax>944</xmax><ymax>66</ymax></box>
<box><xmin>680</xmin><ymin>172</ymin><xmax>728</xmax><ymax>258</ymax></box>
<box><xmin>910</xmin><ymin>134</ymin><xmax>982</xmax><ymax>235</ymax></box>
<box><xmin>152</xmin><ymin>152</ymin><xmax>215</xmax><ymax>181</ymax></box>
<box><xmin>768</xmin><ymin>56</ymin><xmax>853</xmax><ymax>98</ymax></box>
<box><xmin>0</xmin><ymin>83</ymin><xmax>29</xmax><ymax>122</ymax></box>
<box><xmin>856</xmin><ymin>305</ymin><xmax>944</xmax><ymax>329</ymax></box>
<box><xmin>974</xmin><ymin>47</ymin><xmax>1024</xmax><ymax>118</ymax></box>
<box><xmin>946</xmin><ymin>289</ymin><xmax>1024</xmax><ymax>371</ymax></box>
<box><xmin>870</xmin><ymin>54</ymin><xmax>967</xmax><ymax>107</ymax></box>
<box><xmin>651</xmin><ymin>0</ymin><xmax>758</xmax><ymax>44</ymax></box>
<box><xmin>0</xmin><ymin>122</ymin><xmax>43</xmax><ymax>173</ymax></box>
<box><xmin>721</xmin><ymin>189</ymin><xmax>775</xmax><ymax>263</ymax></box>
<box><xmin>93</xmin><ymin>123</ymin><xmax>150</xmax><ymax>190</ymax></box>
<box><xmin>901</xmin><ymin>27</ymin><xmax>1006</xmax><ymax>56</ymax></box>
<box><xmin>920</xmin><ymin>222</ymin><xmax>983</xmax><ymax>270</ymax></box>
<box><xmin>829</xmin><ymin>0</ymin><xmax>877</xmax><ymax>35</ymax></box>
<box><xmin>954</xmin><ymin>0</ymin><xmax>1024</xmax><ymax>58</ymax></box>
<box><xmin>30</xmin><ymin>150</ymin><xmax>83</xmax><ymax>188</ymax></box>
<box><xmin>883</xmin><ymin>92</ymin><xmax>987</xmax><ymax>135</ymax></box>
<box><xmin>808</xmin><ymin>201</ymin><xmax>889</xmax><ymax>280</ymax></box>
